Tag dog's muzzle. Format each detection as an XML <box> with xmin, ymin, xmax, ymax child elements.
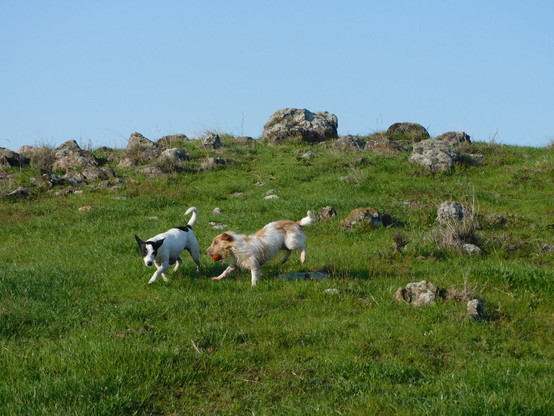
<box><xmin>145</xmin><ymin>261</ymin><xmax>153</xmax><ymax>267</ymax></box>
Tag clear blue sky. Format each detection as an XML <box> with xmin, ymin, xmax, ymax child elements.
<box><xmin>1</xmin><ymin>0</ymin><xmax>553</xmax><ymax>150</ymax></box>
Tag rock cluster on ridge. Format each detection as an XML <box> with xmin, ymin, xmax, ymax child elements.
<box><xmin>263</xmin><ymin>108</ymin><xmax>338</xmax><ymax>144</ymax></box>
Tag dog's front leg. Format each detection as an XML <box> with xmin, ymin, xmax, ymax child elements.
<box><xmin>149</xmin><ymin>262</ymin><xmax>169</xmax><ymax>284</ymax></box>
<box><xmin>212</xmin><ymin>262</ymin><xmax>236</xmax><ymax>281</ymax></box>
<box><xmin>250</xmin><ymin>267</ymin><xmax>261</xmax><ymax>286</ymax></box>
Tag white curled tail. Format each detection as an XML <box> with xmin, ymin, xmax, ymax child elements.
<box><xmin>185</xmin><ymin>207</ymin><xmax>198</xmax><ymax>227</ymax></box>
<box><xmin>298</xmin><ymin>210</ymin><xmax>316</xmax><ymax>227</ymax></box>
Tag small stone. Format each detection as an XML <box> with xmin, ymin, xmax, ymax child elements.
<box><xmin>467</xmin><ymin>299</ymin><xmax>485</xmax><ymax>320</ymax></box>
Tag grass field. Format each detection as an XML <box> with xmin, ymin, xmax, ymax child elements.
<box><xmin>1</xmin><ymin>137</ymin><xmax>553</xmax><ymax>415</ymax></box>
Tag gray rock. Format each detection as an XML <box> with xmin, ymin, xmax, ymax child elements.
<box><xmin>209</xmin><ymin>221</ymin><xmax>227</xmax><ymax>230</ymax></box>
<box><xmin>365</xmin><ymin>139</ymin><xmax>408</xmax><ymax>153</ymax></box>
<box><xmin>263</xmin><ymin>108</ymin><xmax>338</xmax><ymax>144</ymax></box>
<box><xmin>82</xmin><ymin>167</ymin><xmax>110</xmax><ymax>182</ymax></box>
<box><xmin>0</xmin><ymin>148</ymin><xmax>30</xmax><ymax>168</ymax></box>
<box><xmin>202</xmin><ymin>134</ymin><xmax>221</xmax><ymax>149</ymax></box>
<box><xmin>436</xmin><ymin>201</ymin><xmax>472</xmax><ymax>225</ymax></box>
<box><xmin>62</xmin><ymin>172</ymin><xmax>87</xmax><ymax>185</ymax></box>
<box><xmin>3</xmin><ymin>186</ymin><xmax>30</xmax><ymax>198</ymax></box>
<box><xmin>156</xmin><ymin>134</ymin><xmax>188</xmax><ymax>148</ymax></box>
<box><xmin>160</xmin><ymin>148</ymin><xmax>188</xmax><ymax>163</ymax></box>
<box><xmin>138</xmin><ymin>166</ymin><xmax>164</xmax><ymax>177</ymax></box>
<box><xmin>467</xmin><ymin>299</ymin><xmax>485</xmax><ymax>320</ymax></box>
<box><xmin>300</xmin><ymin>150</ymin><xmax>316</xmax><ymax>159</ymax></box>
<box><xmin>333</xmin><ymin>135</ymin><xmax>366</xmax><ymax>151</ymax></box>
<box><xmin>127</xmin><ymin>132</ymin><xmax>156</xmax><ymax>150</ymax></box>
<box><xmin>436</xmin><ymin>131</ymin><xmax>471</xmax><ymax>148</ymax></box>
<box><xmin>54</xmin><ymin>140</ymin><xmax>83</xmax><ymax>158</ymax></box>
<box><xmin>395</xmin><ymin>280</ymin><xmax>440</xmax><ymax>307</ymax></box>
<box><xmin>340</xmin><ymin>207</ymin><xmax>383</xmax><ymax>230</ymax></box>
<box><xmin>461</xmin><ymin>243</ymin><xmax>484</xmax><ymax>256</ymax></box>
<box><xmin>53</xmin><ymin>140</ymin><xmax>99</xmax><ymax>171</ymax></box>
<box><xmin>409</xmin><ymin>139</ymin><xmax>459</xmax><ymax>172</ymax></box>
<box><xmin>200</xmin><ymin>157</ymin><xmax>226</xmax><ymax>171</ymax></box>
<box><xmin>386</xmin><ymin>122</ymin><xmax>430</xmax><ymax>142</ymax></box>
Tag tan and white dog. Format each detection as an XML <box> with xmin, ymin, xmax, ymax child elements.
<box><xmin>207</xmin><ymin>211</ymin><xmax>317</xmax><ymax>286</ymax></box>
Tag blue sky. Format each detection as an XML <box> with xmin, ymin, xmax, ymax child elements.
<box><xmin>1</xmin><ymin>1</ymin><xmax>553</xmax><ymax>150</ymax></box>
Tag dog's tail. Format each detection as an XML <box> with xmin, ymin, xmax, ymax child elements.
<box><xmin>185</xmin><ymin>207</ymin><xmax>199</xmax><ymax>227</ymax></box>
<box><xmin>297</xmin><ymin>210</ymin><xmax>317</xmax><ymax>227</ymax></box>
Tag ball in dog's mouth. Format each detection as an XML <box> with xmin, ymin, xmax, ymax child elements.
<box><xmin>211</xmin><ymin>254</ymin><xmax>222</xmax><ymax>261</ymax></box>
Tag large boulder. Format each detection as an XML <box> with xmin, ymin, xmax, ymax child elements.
<box><xmin>127</xmin><ymin>132</ymin><xmax>156</xmax><ymax>150</ymax></box>
<box><xmin>156</xmin><ymin>134</ymin><xmax>189</xmax><ymax>148</ymax></box>
<box><xmin>124</xmin><ymin>132</ymin><xmax>161</xmax><ymax>164</ymax></box>
<box><xmin>386</xmin><ymin>122</ymin><xmax>430</xmax><ymax>142</ymax></box>
<box><xmin>436</xmin><ymin>131</ymin><xmax>471</xmax><ymax>148</ymax></box>
<box><xmin>409</xmin><ymin>139</ymin><xmax>459</xmax><ymax>172</ymax></box>
<box><xmin>202</xmin><ymin>133</ymin><xmax>222</xmax><ymax>149</ymax></box>
<box><xmin>263</xmin><ymin>108</ymin><xmax>338</xmax><ymax>144</ymax></box>
<box><xmin>53</xmin><ymin>140</ymin><xmax>98</xmax><ymax>171</ymax></box>
<box><xmin>0</xmin><ymin>148</ymin><xmax>30</xmax><ymax>168</ymax></box>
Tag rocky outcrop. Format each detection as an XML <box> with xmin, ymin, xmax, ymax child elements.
<box><xmin>263</xmin><ymin>108</ymin><xmax>338</xmax><ymax>144</ymax></box>
<box><xmin>156</xmin><ymin>134</ymin><xmax>189</xmax><ymax>148</ymax></box>
<box><xmin>386</xmin><ymin>122</ymin><xmax>430</xmax><ymax>142</ymax></box>
<box><xmin>53</xmin><ymin>140</ymin><xmax>99</xmax><ymax>171</ymax></box>
<box><xmin>0</xmin><ymin>148</ymin><xmax>30</xmax><ymax>168</ymax></box>
<box><xmin>409</xmin><ymin>139</ymin><xmax>459</xmax><ymax>172</ymax></box>
<box><xmin>202</xmin><ymin>134</ymin><xmax>222</xmax><ymax>149</ymax></box>
<box><xmin>436</xmin><ymin>131</ymin><xmax>471</xmax><ymax>148</ymax></box>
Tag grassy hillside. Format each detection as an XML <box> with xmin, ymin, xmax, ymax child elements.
<box><xmin>1</xmin><ymin>137</ymin><xmax>553</xmax><ymax>415</ymax></box>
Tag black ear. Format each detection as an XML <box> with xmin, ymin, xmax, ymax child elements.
<box><xmin>135</xmin><ymin>235</ymin><xmax>144</xmax><ymax>245</ymax></box>
<box><xmin>153</xmin><ymin>238</ymin><xmax>165</xmax><ymax>250</ymax></box>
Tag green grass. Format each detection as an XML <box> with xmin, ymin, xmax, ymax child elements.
<box><xmin>0</xmin><ymin>137</ymin><xmax>553</xmax><ymax>415</ymax></box>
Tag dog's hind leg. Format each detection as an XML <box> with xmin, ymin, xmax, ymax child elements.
<box><xmin>280</xmin><ymin>249</ymin><xmax>292</xmax><ymax>264</ymax></box>
<box><xmin>189</xmin><ymin>248</ymin><xmax>201</xmax><ymax>273</ymax></box>
<box><xmin>300</xmin><ymin>249</ymin><xmax>307</xmax><ymax>264</ymax></box>
<box><xmin>187</xmin><ymin>242</ymin><xmax>202</xmax><ymax>274</ymax></box>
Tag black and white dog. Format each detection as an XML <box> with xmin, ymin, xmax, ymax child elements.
<box><xmin>135</xmin><ymin>207</ymin><xmax>201</xmax><ymax>284</ymax></box>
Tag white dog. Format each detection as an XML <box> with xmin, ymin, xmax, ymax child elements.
<box><xmin>207</xmin><ymin>211</ymin><xmax>316</xmax><ymax>286</ymax></box>
<box><xmin>135</xmin><ymin>207</ymin><xmax>201</xmax><ymax>284</ymax></box>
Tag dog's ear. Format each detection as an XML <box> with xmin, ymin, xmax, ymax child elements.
<box><xmin>135</xmin><ymin>235</ymin><xmax>143</xmax><ymax>245</ymax></box>
<box><xmin>220</xmin><ymin>233</ymin><xmax>233</xmax><ymax>241</ymax></box>
<box><xmin>153</xmin><ymin>238</ymin><xmax>165</xmax><ymax>250</ymax></box>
